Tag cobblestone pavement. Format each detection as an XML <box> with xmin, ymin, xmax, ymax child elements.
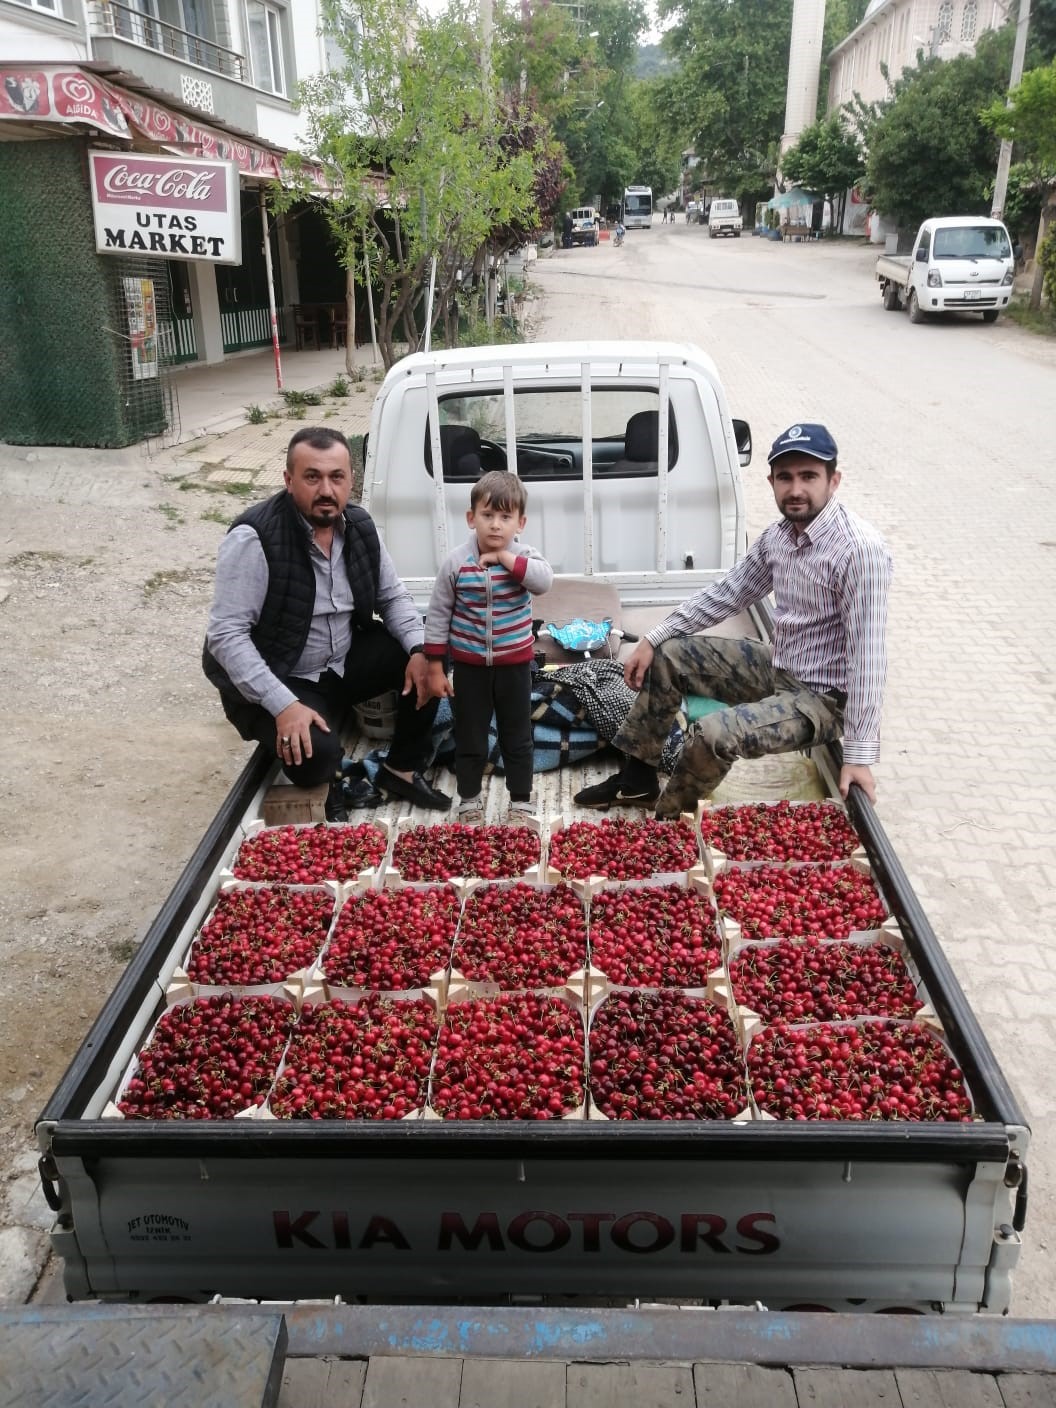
<box><xmin>532</xmin><ymin>225</ymin><xmax>1056</xmax><ymax>1314</ymax></box>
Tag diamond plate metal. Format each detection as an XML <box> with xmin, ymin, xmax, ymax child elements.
<box><xmin>0</xmin><ymin>1310</ymin><xmax>286</xmax><ymax>1407</ymax></box>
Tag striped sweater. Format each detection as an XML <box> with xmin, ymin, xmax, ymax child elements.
<box><xmin>425</xmin><ymin>535</ymin><xmax>554</xmax><ymax>666</ymax></box>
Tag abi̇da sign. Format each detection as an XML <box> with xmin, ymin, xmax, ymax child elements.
<box><xmin>89</xmin><ymin>150</ymin><xmax>241</xmax><ymax>265</ymax></box>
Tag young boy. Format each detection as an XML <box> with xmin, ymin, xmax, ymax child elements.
<box><xmin>424</xmin><ymin>471</ymin><xmax>554</xmax><ymax>821</ymax></box>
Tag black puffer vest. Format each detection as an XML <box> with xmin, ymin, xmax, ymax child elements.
<box><xmin>202</xmin><ymin>491</ymin><xmax>381</xmax><ymax>734</ymax></box>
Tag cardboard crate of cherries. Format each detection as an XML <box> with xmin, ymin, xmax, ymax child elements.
<box><xmin>108</xmin><ymin>807</ymin><xmax>974</xmax><ymax>1124</ymax></box>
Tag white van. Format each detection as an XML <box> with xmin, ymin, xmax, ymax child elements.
<box><xmin>708</xmin><ymin>199</ymin><xmax>743</xmax><ymax>238</ymax></box>
<box><xmin>570</xmin><ymin>207</ymin><xmax>600</xmax><ymax>247</ymax></box>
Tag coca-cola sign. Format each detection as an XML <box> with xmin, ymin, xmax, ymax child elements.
<box><xmin>89</xmin><ymin>150</ymin><xmax>241</xmax><ymax>265</ymax></box>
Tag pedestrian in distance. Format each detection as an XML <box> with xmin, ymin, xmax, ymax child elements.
<box><xmin>203</xmin><ymin>426</ymin><xmax>452</xmax><ymax>820</ymax></box>
<box><xmin>562</xmin><ymin>210</ymin><xmax>573</xmax><ymax>249</ymax></box>
<box><xmin>424</xmin><ymin>471</ymin><xmax>554</xmax><ymax>822</ymax></box>
<box><xmin>661</xmin><ymin>208</ymin><xmax>668</xmax><ymax>224</ymax></box>
<box><xmin>574</xmin><ymin>423</ymin><xmax>892</xmax><ymax>816</ymax></box>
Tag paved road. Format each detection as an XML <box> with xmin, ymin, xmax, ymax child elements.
<box><xmin>533</xmin><ymin>222</ymin><xmax>1056</xmax><ymax>1315</ymax></box>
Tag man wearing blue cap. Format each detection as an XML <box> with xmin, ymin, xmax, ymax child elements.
<box><xmin>575</xmin><ymin>422</ymin><xmax>892</xmax><ymax>814</ymax></box>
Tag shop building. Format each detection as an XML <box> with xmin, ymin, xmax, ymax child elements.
<box><xmin>0</xmin><ymin>0</ymin><xmax>357</xmax><ymax>446</ymax></box>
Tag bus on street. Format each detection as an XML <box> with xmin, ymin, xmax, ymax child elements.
<box><xmin>622</xmin><ymin>185</ymin><xmax>653</xmax><ymax>229</ymax></box>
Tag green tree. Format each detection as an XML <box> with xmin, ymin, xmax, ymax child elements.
<box><xmin>983</xmin><ymin>58</ymin><xmax>1056</xmax><ymax>166</ymax></box>
<box><xmin>285</xmin><ymin>0</ymin><xmax>543</xmax><ymax>367</ymax></box>
<box><xmin>658</xmin><ymin>0</ymin><xmax>793</xmax><ymax>210</ymax></box>
<box><xmin>625</xmin><ymin>78</ymin><xmax>684</xmax><ymax>203</ymax></box>
<box><xmin>983</xmin><ymin>57</ymin><xmax>1056</xmax><ymax>309</ymax></box>
<box><xmin>864</xmin><ymin>28</ymin><xmax>1014</xmax><ymax>230</ymax></box>
<box><xmin>781</xmin><ymin>114</ymin><xmax>865</xmax><ymax>232</ymax></box>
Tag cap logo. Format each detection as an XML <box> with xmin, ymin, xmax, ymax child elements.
<box><xmin>783</xmin><ymin>425</ymin><xmax>807</xmax><ymax>441</ymax></box>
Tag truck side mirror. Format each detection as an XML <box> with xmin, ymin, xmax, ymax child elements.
<box><xmin>732</xmin><ymin>418</ymin><xmax>752</xmax><ymax>466</ymax></box>
<box><xmin>914</xmin><ymin>248</ymin><xmax>927</xmax><ymax>263</ymax></box>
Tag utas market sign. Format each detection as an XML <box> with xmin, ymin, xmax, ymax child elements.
<box><xmin>89</xmin><ymin>150</ymin><xmax>241</xmax><ymax>264</ymax></box>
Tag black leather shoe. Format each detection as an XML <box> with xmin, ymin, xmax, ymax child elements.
<box><xmin>378</xmin><ymin>766</ymin><xmax>452</xmax><ymax>811</ymax></box>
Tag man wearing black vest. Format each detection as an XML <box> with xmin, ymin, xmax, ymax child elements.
<box><xmin>203</xmin><ymin>426</ymin><xmax>451</xmax><ymax>818</ymax></box>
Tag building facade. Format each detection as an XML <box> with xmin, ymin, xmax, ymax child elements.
<box><xmin>827</xmin><ymin>0</ymin><xmax>1009</xmax><ymax>111</ymax></box>
<box><xmin>0</xmin><ymin>0</ymin><xmax>357</xmax><ymax>445</ymax></box>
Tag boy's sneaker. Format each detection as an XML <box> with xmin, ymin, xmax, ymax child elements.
<box><xmin>458</xmin><ymin>797</ymin><xmax>484</xmax><ymax>824</ymax></box>
<box><xmin>508</xmin><ymin>797</ymin><xmax>537</xmax><ymax>822</ymax></box>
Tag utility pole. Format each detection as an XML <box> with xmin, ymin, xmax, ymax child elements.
<box><xmin>991</xmin><ymin>0</ymin><xmax>1032</xmax><ymax>220</ymax></box>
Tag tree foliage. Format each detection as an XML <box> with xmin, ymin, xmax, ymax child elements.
<box><xmin>863</xmin><ymin>28</ymin><xmax>1014</xmax><ymax>230</ymax></box>
<box><xmin>284</xmin><ymin>0</ymin><xmax>545</xmax><ymax>367</ymax></box>
<box><xmin>657</xmin><ymin>0</ymin><xmax>793</xmax><ymax>207</ymax></box>
<box><xmin>781</xmin><ymin>114</ymin><xmax>865</xmax><ymax>231</ymax></box>
<box><xmin>983</xmin><ymin>58</ymin><xmax>1056</xmax><ymax>169</ymax></box>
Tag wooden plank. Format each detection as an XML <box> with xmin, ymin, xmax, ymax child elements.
<box><xmin>458</xmin><ymin>1357</ymin><xmax>567</xmax><ymax>1408</ymax></box>
<box><xmin>897</xmin><ymin>1368</ymin><xmax>1004</xmax><ymax>1408</ymax></box>
<box><xmin>362</xmin><ymin>1355</ymin><xmax>463</xmax><ymax>1408</ymax></box>
<box><xmin>567</xmin><ymin>1362</ymin><xmax>694</xmax><ymax>1407</ymax></box>
<box><xmin>279</xmin><ymin>1357</ymin><xmax>367</xmax><ymax>1408</ymax></box>
<box><xmin>997</xmin><ymin>1375</ymin><xmax>1056</xmax><ymax>1407</ymax></box>
<box><xmin>793</xmin><ymin>1367</ymin><xmax>901</xmax><ymax>1408</ymax></box>
<box><xmin>694</xmin><ymin>1362</ymin><xmax>797</xmax><ymax>1408</ymax></box>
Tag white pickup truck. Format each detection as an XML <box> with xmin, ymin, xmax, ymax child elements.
<box><xmin>876</xmin><ymin>216</ymin><xmax>1015</xmax><ymax>323</ymax></box>
<box><xmin>36</xmin><ymin>342</ymin><xmax>1029</xmax><ymax>1314</ymax></box>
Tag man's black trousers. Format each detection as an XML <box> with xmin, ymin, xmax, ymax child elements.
<box><xmin>241</xmin><ymin>625</ymin><xmax>439</xmax><ymax>787</ymax></box>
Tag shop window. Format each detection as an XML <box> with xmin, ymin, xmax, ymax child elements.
<box><xmin>960</xmin><ymin>0</ymin><xmax>977</xmax><ymax>41</ymax></box>
<box><xmin>245</xmin><ymin>0</ymin><xmax>286</xmax><ymax>94</ymax></box>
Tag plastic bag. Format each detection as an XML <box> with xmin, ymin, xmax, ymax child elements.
<box><xmin>543</xmin><ymin>617</ymin><xmax>614</xmax><ymax>657</ymax></box>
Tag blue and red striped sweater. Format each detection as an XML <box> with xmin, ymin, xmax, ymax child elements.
<box><xmin>425</xmin><ymin>536</ymin><xmax>554</xmax><ymax>666</ymax></box>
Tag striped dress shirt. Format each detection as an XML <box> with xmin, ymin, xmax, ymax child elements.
<box><xmin>646</xmin><ymin>496</ymin><xmax>892</xmax><ymax>765</ymax></box>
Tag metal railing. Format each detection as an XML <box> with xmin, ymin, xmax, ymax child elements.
<box><xmin>91</xmin><ymin>1</ymin><xmax>246</xmax><ymax>81</ymax></box>
<box><xmin>221</xmin><ymin>304</ymin><xmax>287</xmax><ymax>353</ymax></box>
<box><xmin>158</xmin><ymin>314</ymin><xmax>198</xmax><ymax>365</ymax></box>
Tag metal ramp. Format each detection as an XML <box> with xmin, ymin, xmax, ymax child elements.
<box><xmin>0</xmin><ymin>1305</ymin><xmax>287</xmax><ymax>1408</ymax></box>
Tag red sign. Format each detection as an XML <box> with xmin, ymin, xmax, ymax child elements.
<box><xmin>90</xmin><ymin>153</ymin><xmax>230</xmax><ymax>213</ymax></box>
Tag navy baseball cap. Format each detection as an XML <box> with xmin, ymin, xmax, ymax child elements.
<box><xmin>767</xmin><ymin>423</ymin><xmax>838</xmax><ymax>465</ymax></box>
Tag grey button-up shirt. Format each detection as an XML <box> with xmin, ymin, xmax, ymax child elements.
<box><xmin>206</xmin><ymin>510</ymin><xmax>424</xmax><ymax>718</ymax></box>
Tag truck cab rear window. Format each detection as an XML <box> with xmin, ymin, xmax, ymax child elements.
<box><xmin>424</xmin><ymin>389</ymin><xmax>679</xmax><ymax>482</ymax></box>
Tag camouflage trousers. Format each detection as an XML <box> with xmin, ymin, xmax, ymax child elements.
<box><xmin>614</xmin><ymin>636</ymin><xmax>844</xmax><ymax>818</ymax></box>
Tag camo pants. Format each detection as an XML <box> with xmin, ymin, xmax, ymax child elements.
<box><xmin>614</xmin><ymin>636</ymin><xmax>844</xmax><ymax>816</ymax></box>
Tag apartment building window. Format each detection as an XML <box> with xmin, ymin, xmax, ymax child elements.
<box><xmin>936</xmin><ymin>1</ymin><xmax>954</xmax><ymax>43</ymax></box>
<box><xmin>11</xmin><ymin>0</ymin><xmax>64</xmax><ymax>11</ymax></box>
<box><xmin>245</xmin><ymin>1</ymin><xmax>285</xmax><ymax>94</ymax></box>
<box><xmin>960</xmin><ymin>0</ymin><xmax>977</xmax><ymax>41</ymax></box>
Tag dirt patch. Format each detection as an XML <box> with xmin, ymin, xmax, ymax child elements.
<box><xmin>0</xmin><ymin>467</ymin><xmax>253</xmax><ymax>1289</ymax></box>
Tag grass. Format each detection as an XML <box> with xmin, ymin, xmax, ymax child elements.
<box><xmin>108</xmin><ymin>937</ymin><xmax>140</xmax><ymax>965</ymax></box>
<box><xmin>155</xmin><ymin>503</ymin><xmax>185</xmax><ymax>528</ymax></box>
<box><xmin>200</xmin><ymin>507</ymin><xmax>231</xmax><ymax>524</ymax></box>
<box><xmin>246</xmin><ymin>404</ymin><xmax>268</xmax><ymax>424</ymax></box>
<box><xmin>177</xmin><ymin>477</ymin><xmax>256</xmax><ymax>497</ymax></box>
<box><xmin>327</xmin><ymin>375</ymin><xmax>350</xmax><ymax>397</ymax></box>
<box><xmin>282</xmin><ymin>388</ymin><xmax>323</xmax><ymax>409</ymax></box>
<box><xmin>7</xmin><ymin>550</ymin><xmax>93</xmax><ymax>569</ymax></box>
<box><xmin>142</xmin><ymin>566</ymin><xmax>210</xmax><ymax>599</ymax></box>
<box><xmin>1004</xmin><ymin>298</ymin><xmax>1056</xmax><ymax>336</ymax></box>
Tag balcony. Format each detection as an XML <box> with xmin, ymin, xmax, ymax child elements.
<box><xmin>89</xmin><ymin>2</ymin><xmax>246</xmax><ymax>82</ymax></box>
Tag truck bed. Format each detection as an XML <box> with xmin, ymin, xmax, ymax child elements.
<box><xmin>876</xmin><ymin>253</ymin><xmax>912</xmax><ymax>284</ymax></box>
<box><xmin>36</xmin><ymin>605</ymin><xmax>1029</xmax><ymax>1312</ymax></box>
